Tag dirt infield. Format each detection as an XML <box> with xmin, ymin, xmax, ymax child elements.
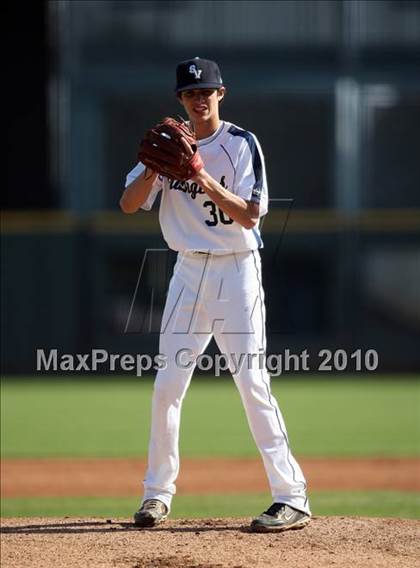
<box><xmin>2</xmin><ymin>458</ymin><xmax>419</xmax><ymax>567</ymax></box>
<box><xmin>1</xmin><ymin>457</ymin><xmax>419</xmax><ymax>497</ymax></box>
<box><xmin>1</xmin><ymin>516</ymin><xmax>419</xmax><ymax>568</ymax></box>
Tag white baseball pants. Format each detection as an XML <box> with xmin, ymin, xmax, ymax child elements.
<box><xmin>142</xmin><ymin>249</ymin><xmax>310</xmax><ymax>515</ymax></box>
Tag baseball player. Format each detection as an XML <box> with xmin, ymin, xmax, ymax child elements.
<box><xmin>120</xmin><ymin>57</ymin><xmax>311</xmax><ymax>532</ymax></box>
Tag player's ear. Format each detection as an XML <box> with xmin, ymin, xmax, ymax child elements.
<box><xmin>218</xmin><ymin>87</ymin><xmax>226</xmax><ymax>104</ymax></box>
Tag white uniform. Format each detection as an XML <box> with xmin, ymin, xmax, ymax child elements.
<box><xmin>125</xmin><ymin>120</ymin><xmax>310</xmax><ymax>515</ymax></box>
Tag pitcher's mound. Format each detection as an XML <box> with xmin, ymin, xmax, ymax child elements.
<box><xmin>1</xmin><ymin>516</ymin><xmax>419</xmax><ymax>567</ymax></box>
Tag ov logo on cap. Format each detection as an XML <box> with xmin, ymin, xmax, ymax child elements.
<box><xmin>188</xmin><ymin>64</ymin><xmax>202</xmax><ymax>80</ymax></box>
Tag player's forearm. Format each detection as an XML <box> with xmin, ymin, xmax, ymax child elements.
<box><xmin>120</xmin><ymin>169</ymin><xmax>158</xmax><ymax>214</ymax></box>
<box><xmin>193</xmin><ymin>170</ymin><xmax>259</xmax><ymax>229</ymax></box>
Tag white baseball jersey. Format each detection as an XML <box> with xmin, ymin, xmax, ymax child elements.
<box><xmin>125</xmin><ymin>121</ymin><xmax>268</xmax><ymax>254</ymax></box>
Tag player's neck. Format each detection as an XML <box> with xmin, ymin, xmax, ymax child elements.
<box><xmin>192</xmin><ymin>117</ymin><xmax>221</xmax><ymax>140</ymax></box>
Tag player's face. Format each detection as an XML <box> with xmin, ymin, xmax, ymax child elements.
<box><xmin>179</xmin><ymin>88</ymin><xmax>224</xmax><ymax>123</ymax></box>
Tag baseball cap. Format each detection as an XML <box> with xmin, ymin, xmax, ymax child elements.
<box><xmin>175</xmin><ymin>57</ymin><xmax>224</xmax><ymax>93</ymax></box>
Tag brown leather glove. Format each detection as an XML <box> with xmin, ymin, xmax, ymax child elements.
<box><xmin>138</xmin><ymin>117</ymin><xmax>204</xmax><ymax>181</ymax></box>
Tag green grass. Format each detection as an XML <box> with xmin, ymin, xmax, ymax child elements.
<box><xmin>1</xmin><ymin>491</ymin><xmax>419</xmax><ymax>519</ymax></box>
<box><xmin>1</xmin><ymin>376</ymin><xmax>419</xmax><ymax>458</ymax></box>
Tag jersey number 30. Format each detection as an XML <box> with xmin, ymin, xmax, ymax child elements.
<box><xmin>203</xmin><ymin>200</ymin><xmax>234</xmax><ymax>226</ymax></box>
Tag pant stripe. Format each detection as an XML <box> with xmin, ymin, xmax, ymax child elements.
<box><xmin>252</xmin><ymin>250</ymin><xmax>302</xmax><ymax>489</ymax></box>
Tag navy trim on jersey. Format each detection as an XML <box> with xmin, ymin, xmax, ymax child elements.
<box><xmin>228</xmin><ymin>125</ymin><xmax>263</xmax><ymax>203</ymax></box>
<box><xmin>220</xmin><ymin>144</ymin><xmax>235</xmax><ymax>174</ymax></box>
<box><xmin>220</xmin><ymin>144</ymin><xmax>236</xmax><ymax>190</ymax></box>
<box><xmin>252</xmin><ymin>227</ymin><xmax>263</xmax><ymax>249</ymax></box>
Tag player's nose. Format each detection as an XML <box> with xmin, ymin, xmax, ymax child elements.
<box><xmin>194</xmin><ymin>92</ymin><xmax>206</xmax><ymax>102</ymax></box>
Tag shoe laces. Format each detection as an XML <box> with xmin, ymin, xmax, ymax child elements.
<box><xmin>264</xmin><ymin>503</ymin><xmax>286</xmax><ymax>516</ymax></box>
<box><xmin>143</xmin><ymin>499</ymin><xmax>165</xmax><ymax>512</ymax></box>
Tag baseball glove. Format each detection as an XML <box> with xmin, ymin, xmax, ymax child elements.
<box><xmin>138</xmin><ymin>116</ymin><xmax>204</xmax><ymax>181</ymax></box>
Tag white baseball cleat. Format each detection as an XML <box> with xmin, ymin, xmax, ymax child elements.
<box><xmin>133</xmin><ymin>499</ymin><xmax>169</xmax><ymax>527</ymax></box>
<box><xmin>250</xmin><ymin>503</ymin><xmax>311</xmax><ymax>532</ymax></box>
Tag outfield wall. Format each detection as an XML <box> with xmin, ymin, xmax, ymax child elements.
<box><xmin>2</xmin><ymin>211</ymin><xmax>419</xmax><ymax>374</ymax></box>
